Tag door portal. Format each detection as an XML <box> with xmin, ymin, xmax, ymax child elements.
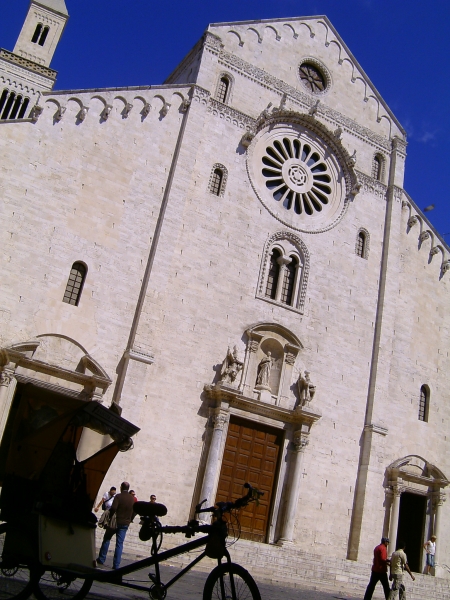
<box><xmin>215</xmin><ymin>417</ymin><xmax>282</xmax><ymax>542</ymax></box>
<box><xmin>396</xmin><ymin>492</ymin><xmax>426</xmax><ymax>573</ymax></box>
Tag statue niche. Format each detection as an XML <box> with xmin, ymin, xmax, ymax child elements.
<box><xmin>254</xmin><ymin>339</ymin><xmax>283</xmax><ymax>396</ymax></box>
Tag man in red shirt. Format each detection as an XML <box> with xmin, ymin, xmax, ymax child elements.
<box><xmin>363</xmin><ymin>537</ymin><xmax>391</xmax><ymax>600</ymax></box>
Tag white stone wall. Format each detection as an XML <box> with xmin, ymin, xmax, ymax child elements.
<box><xmin>0</xmin><ymin>12</ymin><xmax>449</xmax><ymax>572</ymax></box>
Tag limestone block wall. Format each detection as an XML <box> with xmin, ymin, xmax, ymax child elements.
<box><xmin>0</xmin><ymin>84</ymin><xmax>190</xmax><ymax>400</ymax></box>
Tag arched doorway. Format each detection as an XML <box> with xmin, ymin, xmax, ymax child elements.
<box><xmin>385</xmin><ymin>456</ymin><xmax>448</xmax><ymax>574</ymax></box>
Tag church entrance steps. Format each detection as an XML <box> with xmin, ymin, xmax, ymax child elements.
<box><xmin>120</xmin><ymin>532</ymin><xmax>450</xmax><ymax>600</ymax></box>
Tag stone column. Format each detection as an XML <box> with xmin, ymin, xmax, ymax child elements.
<box><xmin>383</xmin><ymin>489</ymin><xmax>393</xmax><ymax>538</ymax></box>
<box><xmin>433</xmin><ymin>493</ymin><xmax>445</xmax><ymax>562</ymax></box>
<box><xmin>388</xmin><ymin>486</ymin><xmax>402</xmax><ymax>555</ymax></box>
<box><xmin>199</xmin><ymin>411</ymin><xmax>229</xmax><ymax>507</ymax></box>
<box><xmin>0</xmin><ymin>363</ymin><xmax>17</xmax><ymax>439</ymax></box>
<box><xmin>275</xmin><ymin>257</ymin><xmax>291</xmax><ymax>302</ymax></box>
<box><xmin>278</xmin><ymin>430</ymin><xmax>309</xmax><ymax>543</ymax></box>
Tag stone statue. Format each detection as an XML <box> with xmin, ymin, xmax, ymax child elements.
<box><xmin>297</xmin><ymin>370</ymin><xmax>316</xmax><ymax>406</ymax></box>
<box><xmin>256</xmin><ymin>352</ymin><xmax>272</xmax><ymax>390</ymax></box>
<box><xmin>219</xmin><ymin>345</ymin><xmax>243</xmax><ymax>386</ymax></box>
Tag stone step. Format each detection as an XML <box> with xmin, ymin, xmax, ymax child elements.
<box><xmin>113</xmin><ymin>531</ymin><xmax>450</xmax><ymax>600</ymax></box>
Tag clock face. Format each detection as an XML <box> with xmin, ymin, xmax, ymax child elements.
<box><xmin>247</xmin><ymin>122</ymin><xmax>349</xmax><ymax>233</ymax></box>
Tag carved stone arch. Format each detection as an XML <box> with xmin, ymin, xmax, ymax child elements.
<box><xmin>257</xmin><ymin>230</ymin><xmax>310</xmax><ymax>313</ymax></box>
<box><xmin>282</xmin><ymin>23</ymin><xmax>298</xmax><ymax>39</ymax></box>
<box><xmin>1</xmin><ymin>334</ymin><xmax>112</xmax><ymax>401</ymax></box>
<box><xmin>298</xmin><ymin>22</ymin><xmax>315</xmax><ymax>38</ymax></box>
<box><xmin>226</xmin><ymin>30</ymin><xmax>244</xmax><ymax>47</ymax></box>
<box><xmin>208</xmin><ymin>162</ymin><xmax>228</xmax><ymax>197</ymax></box>
<box><xmin>384</xmin><ymin>455</ymin><xmax>448</xmax><ymax>557</ymax></box>
<box><xmin>264</xmin><ymin>25</ymin><xmax>281</xmax><ymax>41</ymax></box>
<box><xmin>355</xmin><ymin>227</ymin><xmax>370</xmax><ymax>259</ymax></box>
<box><xmin>247</xmin><ymin>27</ymin><xmax>263</xmax><ymax>44</ymax></box>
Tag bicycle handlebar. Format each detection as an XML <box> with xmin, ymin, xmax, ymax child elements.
<box><xmin>195</xmin><ymin>483</ymin><xmax>264</xmax><ymax>516</ymax></box>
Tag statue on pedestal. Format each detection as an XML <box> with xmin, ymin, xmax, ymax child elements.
<box><xmin>219</xmin><ymin>346</ymin><xmax>243</xmax><ymax>386</ymax></box>
<box><xmin>297</xmin><ymin>370</ymin><xmax>316</xmax><ymax>406</ymax></box>
<box><xmin>255</xmin><ymin>352</ymin><xmax>273</xmax><ymax>391</ymax></box>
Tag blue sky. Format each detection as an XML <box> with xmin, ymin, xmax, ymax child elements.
<box><xmin>3</xmin><ymin>0</ymin><xmax>449</xmax><ymax>242</ymax></box>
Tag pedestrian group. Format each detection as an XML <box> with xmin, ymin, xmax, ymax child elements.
<box><xmin>94</xmin><ymin>482</ymin><xmax>159</xmax><ymax>569</ymax></box>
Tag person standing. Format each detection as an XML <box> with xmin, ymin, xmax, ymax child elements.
<box><xmin>96</xmin><ymin>482</ymin><xmax>135</xmax><ymax>569</ymax></box>
<box><xmin>94</xmin><ymin>486</ymin><xmax>116</xmax><ymax>513</ymax></box>
<box><xmin>363</xmin><ymin>537</ymin><xmax>391</xmax><ymax>600</ymax></box>
<box><xmin>423</xmin><ymin>535</ymin><xmax>436</xmax><ymax>574</ymax></box>
<box><xmin>388</xmin><ymin>540</ymin><xmax>415</xmax><ymax>599</ymax></box>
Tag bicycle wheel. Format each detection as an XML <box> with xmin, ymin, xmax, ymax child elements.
<box><xmin>203</xmin><ymin>563</ymin><xmax>261</xmax><ymax>600</ymax></box>
<box><xmin>0</xmin><ymin>524</ymin><xmax>37</xmax><ymax>600</ymax></box>
<box><xmin>34</xmin><ymin>570</ymin><xmax>92</xmax><ymax>600</ymax></box>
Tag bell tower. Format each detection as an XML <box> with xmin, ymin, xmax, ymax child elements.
<box><xmin>13</xmin><ymin>0</ymin><xmax>69</xmax><ymax>68</ymax></box>
<box><xmin>0</xmin><ymin>0</ymin><xmax>69</xmax><ymax>120</ymax></box>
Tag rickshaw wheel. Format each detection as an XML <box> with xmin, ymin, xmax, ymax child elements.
<box><xmin>0</xmin><ymin>524</ymin><xmax>39</xmax><ymax>600</ymax></box>
<box><xmin>34</xmin><ymin>571</ymin><xmax>92</xmax><ymax>600</ymax></box>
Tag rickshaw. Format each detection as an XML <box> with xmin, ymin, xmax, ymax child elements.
<box><xmin>0</xmin><ymin>388</ymin><xmax>263</xmax><ymax>600</ymax></box>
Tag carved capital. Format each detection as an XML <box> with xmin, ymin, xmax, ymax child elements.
<box><xmin>408</xmin><ymin>215</ymin><xmax>418</xmax><ymax>228</ymax></box>
<box><xmin>241</xmin><ymin>130</ymin><xmax>255</xmax><ymax>148</ymax></box>
<box><xmin>419</xmin><ymin>231</ymin><xmax>430</xmax><ymax>242</ymax></box>
<box><xmin>122</xmin><ymin>103</ymin><xmax>133</xmax><ymax>118</ymax></box>
<box><xmin>77</xmin><ymin>106</ymin><xmax>89</xmax><ymax>122</ymax></box>
<box><xmin>212</xmin><ymin>413</ymin><xmax>228</xmax><ymax>431</ymax></box>
<box><xmin>430</xmin><ymin>246</ymin><xmax>440</xmax><ymax>256</ymax></box>
<box><xmin>285</xmin><ymin>352</ymin><xmax>296</xmax><ymax>366</ymax></box>
<box><xmin>0</xmin><ymin>369</ymin><xmax>13</xmax><ymax>387</ymax></box>
<box><xmin>249</xmin><ymin>340</ymin><xmax>259</xmax><ymax>353</ymax></box>
<box><xmin>293</xmin><ymin>431</ymin><xmax>309</xmax><ymax>452</ymax></box>
<box><xmin>180</xmin><ymin>98</ymin><xmax>191</xmax><ymax>113</ymax></box>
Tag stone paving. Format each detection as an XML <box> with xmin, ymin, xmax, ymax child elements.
<box><xmin>84</xmin><ymin>562</ymin><xmax>361</xmax><ymax>600</ymax></box>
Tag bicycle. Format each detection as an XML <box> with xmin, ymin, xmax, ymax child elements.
<box><xmin>2</xmin><ymin>483</ymin><xmax>263</xmax><ymax>600</ymax></box>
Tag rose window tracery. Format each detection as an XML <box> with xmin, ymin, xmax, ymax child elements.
<box><xmin>299</xmin><ymin>63</ymin><xmax>326</xmax><ymax>93</ymax></box>
<box><xmin>262</xmin><ymin>136</ymin><xmax>332</xmax><ymax>215</ymax></box>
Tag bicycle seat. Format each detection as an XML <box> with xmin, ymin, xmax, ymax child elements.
<box><xmin>133</xmin><ymin>501</ymin><xmax>167</xmax><ymax>517</ymax></box>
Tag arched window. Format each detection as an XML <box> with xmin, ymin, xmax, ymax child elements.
<box><xmin>208</xmin><ymin>163</ymin><xmax>228</xmax><ymax>197</ymax></box>
<box><xmin>39</xmin><ymin>26</ymin><xmax>50</xmax><ymax>46</ymax></box>
<box><xmin>280</xmin><ymin>256</ymin><xmax>298</xmax><ymax>305</ymax></box>
<box><xmin>355</xmin><ymin>228</ymin><xmax>370</xmax><ymax>259</ymax></box>
<box><xmin>32</xmin><ymin>23</ymin><xmax>43</xmax><ymax>44</ymax></box>
<box><xmin>258</xmin><ymin>232</ymin><xmax>310</xmax><ymax>314</ymax></box>
<box><xmin>63</xmin><ymin>262</ymin><xmax>87</xmax><ymax>306</ymax></box>
<box><xmin>265</xmin><ymin>249</ymin><xmax>281</xmax><ymax>300</ymax></box>
<box><xmin>0</xmin><ymin>89</ymin><xmax>30</xmax><ymax>120</ymax></box>
<box><xmin>210</xmin><ymin>169</ymin><xmax>223</xmax><ymax>196</ymax></box>
<box><xmin>372</xmin><ymin>154</ymin><xmax>385</xmax><ymax>182</ymax></box>
<box><xmin>418</xmin><ymin>385</ymin><xmax>429</xmax><ymax>422</ymax></box>
<box><xmin>216</xmin><ymin>74</ymin><xmax>232</xmax><ymax>104</ymax></box>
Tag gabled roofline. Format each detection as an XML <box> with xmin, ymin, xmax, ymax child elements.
<box><xmin>209</xmin><ymin>15</ymin><xmax>405</xmax><ymax>138</ymax></box>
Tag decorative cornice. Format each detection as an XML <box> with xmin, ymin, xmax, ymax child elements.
<box><xmin>218</xmin><ymin>49</ymin><xmax>392</xmax><ymax>152</ymax></box>
<box><xmin>125</xmin><ymin>348</ymin><xmax>155</xmax><ymax>366</ymax></box>
<box><xmin>192</xmin><ymin>85</ymin><xmax>210</xmax><ymax>105</ymax></box>
<box><xmin>356</xmin><ymin>171</ymin><xmax>388</xmax><ymax>200</ymax></box>
<box><xmin>0</xmin><ymin>48</ymin><xmax>56</xmax><ymax>80</ymax></box>
<box><xmin>204</xmin><ymin>382</ymin><xmax>321</xmax><ymax>427</ymax></box>
<box><xmin>204</xmin><ymin>32</ymin><xmax>225</xmax><ymax>54</ymax></box>
<box><xmin>207</xmin><ymin>98</ymin><xmax>255</xmax><ymax>130</ymax></box>
<box><xmin>364</xmin><ymin>423</ymin><xmax>388</xmax><ymax>436</ymax></box>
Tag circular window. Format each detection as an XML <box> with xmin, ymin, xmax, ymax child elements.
<box><xmin>247</xmin><ymin>122</ymin><xmax>349</xmax><ymax>233</ymax></box>
<box><xmin>298</xmin><ymin>59</ymin><xmax>331</xmax><ymax>95</ymax></box>
<box><xmin>262</xmin><ymin>138</ymin><xmax>331</xmax><ymax>215</ymax></box>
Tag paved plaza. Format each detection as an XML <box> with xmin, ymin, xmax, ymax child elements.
<box><xmin>85</xmin><ymin>562</ymin><xmax>361</xmax><ymax>600</ymax></box>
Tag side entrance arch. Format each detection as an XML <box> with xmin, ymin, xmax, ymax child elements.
<box><xmin>384</xmin><ymin>456</ymin><xmax>448</xmax><ymax>574</ymax></box>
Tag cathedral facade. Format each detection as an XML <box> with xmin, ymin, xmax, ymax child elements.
<box><xmin>1</xmin><ymin>0</ymin><xmax>449</xmax><ymax>579</ymax></box>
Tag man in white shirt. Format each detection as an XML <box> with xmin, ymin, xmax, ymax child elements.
<box><xmin>388</xmin><ymin>541</ymin><xmax>415</xmax><ymax>600</ymax></box>
<box><xmin>423</xmin><ymin>535</ymin><xmax>436</xmax><ymax>575</ymax></box>
<box><xmin>94</xmin><ymin>486</ymin><xmax>117</xmax><ymax>513</ymax></box>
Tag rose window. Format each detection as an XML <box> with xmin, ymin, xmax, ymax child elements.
<box><xmin>262</xmin><ymin>136</ymin><xmax>332</xmax><ymax>215</ymax></box>
<box><xmin>299</xmin><ymin>63</ymin><xmax>326</xmax><ymax>93</ymax></box>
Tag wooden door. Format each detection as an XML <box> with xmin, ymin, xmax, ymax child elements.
<box><xmin>215</xmin><ymin>417</ymin><xmax>282</xmax><ymax>542</ymax></box>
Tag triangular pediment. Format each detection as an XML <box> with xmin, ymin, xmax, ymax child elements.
<box><xmin>207</xmin><ymin>16</ymin><xmax>404</xmax><ymax>139</ymax></box>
